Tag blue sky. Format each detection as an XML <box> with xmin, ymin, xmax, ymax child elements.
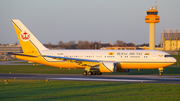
<box><xmin>0</xmin><ymin>0</ymin><xmax>179</xmax><ymax>45</ymax></box>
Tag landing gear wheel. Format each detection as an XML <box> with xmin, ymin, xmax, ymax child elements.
<box><xmin>88</xmin><ymin>71</ymin><xmax>92</xmax><ymax>75</ymax></box>
<box><xmin>97</xmin><ymin>72</ymin><xmax>102</xmax><ymax>75</ymax></box>
<box><xmin>83</xmin><ymin>71</ymin><xmax>87</xmax><ymax>76</ymax></box>
<box><xmin>158</xmin><ymin>68</ymin><xmax>163</xmax><ymax>76</ymax></box>
<box><xmin>92</xmin><ymin>71</ymin><xmax>97</xmax><ymax>75</ymax></box>
<box><xmin>159</xmin><ymin>71</ymin><xmax>162</xmax><ymax>76</ymax></box>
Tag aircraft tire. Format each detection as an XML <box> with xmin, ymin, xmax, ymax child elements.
<box><xmin>83</xmin><ymin>71</ymin><xmax>87</xmax><ymax>76</ymax></box>
<box><xmin>88</xmin><ymin>71</ymin><xmax>92</xmax><ymax>75</ymax></box>
<box><xmin>92</xmin><ymin>71</ymin><xmax>97</xmax><ymax>75</ymax></box>
<box><xmin>159</xmin><ymin>72</ymin><xmax>162</xmax><ymax>76</ymax></box>
<box><xmin>97</xmin><ymin>72</ymin><xmax>102</xmax><ymax>75</ymax></box>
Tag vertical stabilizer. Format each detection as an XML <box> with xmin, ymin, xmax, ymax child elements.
<box><xmin>12</xmin><ymin>19</ymin><xmax>48</xmax><ymax>54</ymax></box>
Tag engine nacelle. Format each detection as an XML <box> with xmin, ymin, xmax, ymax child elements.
<box><xmin>116</xmin><ymin>63</ymin><xmax>131</xmax><ymax>72</ymax></box>
<box><xmin>99</xmin><ymin>62</ymin><xmax>131</xmax><ymax>73</ymax></box>
<box><xmin>99</xmin><ymin>62</ymin><xmax>116</xmax><ymax>73</ymax></box>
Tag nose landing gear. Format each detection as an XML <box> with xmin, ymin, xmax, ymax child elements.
<box><xmin>158</xmin><ymin>68</ymin><xmax>164</xmax><ymax>76</ymax></box>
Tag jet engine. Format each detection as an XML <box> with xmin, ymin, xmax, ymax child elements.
<box><xmin>99</xmin><ymin>62</ymin><xmax>131</xmax><ymax>73</ymax></box>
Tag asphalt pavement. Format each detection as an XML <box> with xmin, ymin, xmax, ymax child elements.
<box><xmin>0</xmin><ymin>73</ymin><xmax>180</xmax><ymax>84</ymax></box>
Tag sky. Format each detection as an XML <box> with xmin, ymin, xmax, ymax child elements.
<box><xmin>0</xmin><ymin>0</ymin><xmax>180</xmax><ymax>45</ymax></box>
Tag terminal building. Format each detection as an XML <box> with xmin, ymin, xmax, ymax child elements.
<box><xmin>105</xmin><ymin>46</ymin><xmax>136</xmax><ymax>50</ymax></box>
<box><xmin>0</xmin><ymin>45</ymin><xmax>22</xmax><ymax>53</ymax></box>
<box><xmin>161</xmin><ymin>29</ymin><xmax>180</xmax><ymax>51</ymax></box>
<box><xmin>0</xmin><ymin>44</ymin><xmax>22</xmax><ymax>60</ymax></box>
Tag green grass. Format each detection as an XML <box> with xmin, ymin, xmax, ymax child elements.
<box><xmin>0</xmin><ymin>79</ymin><xmax>180</xmax><ymax>101</ymax></box>
<box><xmin>0</xmin><ymin>56</ymin><xmax>180</xmax><ymax>100</ymax></box>
<box><xmin>10</xmin><ymin>61</ymin><xmax>29</xmax><ymax>64</ymax></box>
<box><xmin>0</xmin><ymin>62</ymin><xmax>179</xmax><ymax>100</ymax></box>
<box><xmin>0</xmin><ymin>65</ymin><xmax>180</xmax><ymax>75</ymax></box>
<box><xmin>172</xmin><ymin>55</ymin><xmax>180</xmax><ymax>65</ymax></box>
<box><xmin>0</xmin><ymin>65</ymin><xmax>84</xmax><ymax>74</ymax></box>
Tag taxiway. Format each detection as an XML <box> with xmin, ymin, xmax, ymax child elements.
<box><xmin>0</xmin><ymin>73</ymin><xmax>180</xmax><ymax>84</ymax></box>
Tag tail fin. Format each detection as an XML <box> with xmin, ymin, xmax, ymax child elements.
<box><xmin>11</xmin><ymin>19</ymin><xmax>48</xmax><ymax>54</ymax></box>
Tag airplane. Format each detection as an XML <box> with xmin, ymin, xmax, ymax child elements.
<box><xmin>10</xmin><ymin>19</ymin><xmax>176</xmax><ymax>76</ymax></box>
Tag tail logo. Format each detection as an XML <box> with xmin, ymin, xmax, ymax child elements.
<box><xmin>20</xmin><ymin>31</ymin><xmax>30</xmax><ymax>41</ymax></box>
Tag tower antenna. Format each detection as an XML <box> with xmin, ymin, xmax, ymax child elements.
<box><xmin>155</xmin><ymin>1</ymin><xmax>157</xmax><ymax>10</ymax></box>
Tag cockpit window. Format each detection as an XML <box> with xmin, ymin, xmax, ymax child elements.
<box><xmin>164</xmin><ymin>55</ymin><xmax>172</xmax><ymax>57</ymax></box>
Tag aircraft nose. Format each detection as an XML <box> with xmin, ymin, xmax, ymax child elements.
<box><xmin>172</xmin><ymin>57</ymin><xmax>177</xmax><ymax>63</ymax></box>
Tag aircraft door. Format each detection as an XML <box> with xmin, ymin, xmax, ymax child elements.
<box><xmin>152</xmin><ymin>54</ymin><xmax>157</xmax><ymax>61</ymax></box>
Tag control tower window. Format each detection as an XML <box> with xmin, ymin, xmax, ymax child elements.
<box><xmin>150</xmin><ymin>12</ymin><xmax>155</xmax><ymax>15</ymax></box>
<box><xmin>147</xmin><ymin>12</ymin><xmax>158</xmax><ymax>15</ymax></box>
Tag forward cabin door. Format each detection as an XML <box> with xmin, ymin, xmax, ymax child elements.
<box><xmin>152</xmin><ymin>54</ymin><xmax>157</xmax><ymax>61</ymax></box>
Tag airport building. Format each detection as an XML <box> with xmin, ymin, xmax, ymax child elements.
<box><xmin>105</xmin><ymin>46</ymin><xmax>136</xmax><ymax>50</ymax></box>
<box><xmin>0</xmin><ymin>44</ymin><xmax>22</xmax><ymax>53</ymax></box>
<box><xmin>0</xmin><ymin>44</ymin><xmax>22</xmax><ymax>60</ymax></box>
<box><xmin>161</xmin><ymin>29</ymin><xmax>180</xmax><ymax>51</ymax></box>
<box><xmin>138</xmin><ymin>46</ymin><xmax>162</xmax><ymax>50</ymax></box>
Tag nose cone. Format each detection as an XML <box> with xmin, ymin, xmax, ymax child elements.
<box><xmin>172</xmin><ymin>57</ymin><xmax>177</xmax><ymax>63</ymax></box>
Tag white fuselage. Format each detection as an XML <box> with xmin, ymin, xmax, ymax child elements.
<box><xmin>40</xmin><ymin>50</ymin><xmax>176</xmax><ymax>63</ymax></box>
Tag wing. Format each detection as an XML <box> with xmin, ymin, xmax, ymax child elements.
<box><xmin>43</xmin><ymin>55</ymin><xmax>100</xmax><ymax>67</ymax></box>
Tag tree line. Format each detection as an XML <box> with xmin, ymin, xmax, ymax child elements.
<box><xmin>1</xmin><ymin>40</ymin><xmax>160</xmax><ymax>49</ymax></box>
<box><xmin>43</xmin><ymin>40</ymin><xmax>137</xmax><ymax>49</ymax></box>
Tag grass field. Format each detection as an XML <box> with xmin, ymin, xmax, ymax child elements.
<box><xmin>0</xmin><ymin>65</ymin><xmax>180</xmax><ymax>75</ymax></box>
<box><xmin>172</xmin><ymin>55</ymin><xmax>180</xmax><ymax>65</ymax></box>
<box><xmin>0</xmin><ymin>79</ymin><xmax>180</xmax><ymax>101</ymax></box>
<box><xmin>0</xmin><ymin>62</ymin><xmax>180</xmax><ymax>100</ymax></box>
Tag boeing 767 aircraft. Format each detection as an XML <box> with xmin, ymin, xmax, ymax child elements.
<box><xmin>10</xmin><ymin>19</ymin><xmax>176</xmax><ymax>76</ymax></box>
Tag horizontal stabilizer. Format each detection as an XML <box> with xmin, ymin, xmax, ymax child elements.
<box><xmin>8</xmin><ymin>52</ymin><xmax>38</xmax><ymax>58</ymax></box>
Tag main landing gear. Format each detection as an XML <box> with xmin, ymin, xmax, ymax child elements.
<box><xmin>83</xmin><ymin>66</ymin><xmax>102</xmax><ymax>76</ymax></box>
<box><xmin>83</xmin><ymin>71</ymin><xmax>102</xmax><ymax>76</ymax></box>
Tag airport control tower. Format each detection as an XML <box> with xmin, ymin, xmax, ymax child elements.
<box><xmin>145</xmin><ymin>2</ymin><xmax>160</xmax><ymax>50</ymax></box>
